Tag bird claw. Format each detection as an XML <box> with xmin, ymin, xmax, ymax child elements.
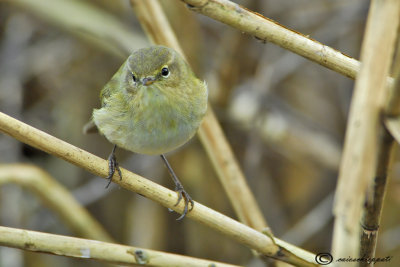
<box><xmin>174</xmin><ymin>185</ymin><xmax>194</xmax><ymax>221</ymax></box>
<box><xmin>105</xmin><ymin>145</ymin><xmax>122</xmax><ymax>188</ymax></box>
<box><xmin>159</xmin><ymin>154</ymin><xmax>194</xmax><ymax>220</ymax></box>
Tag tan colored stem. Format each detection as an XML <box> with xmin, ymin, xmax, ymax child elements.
<box><xmin>332</xmin><ymin>0</ymin><xmax>400</xmax><ymax>261</ymax></box>
<box><xmin>0</xmin><ymin>226</ymin><xmax>241</xmax><ymax>267</ymax></box>
<box><xmin>198</xmin><ymin>108</ymin><xmax>269</xmax><ymax>230</ymax></box>
<box><xmin>181</xmin><ymin>0</ymin><xmax>360</xmax><ymax>79</ymax></box>
<box><xmin>360</xmin><ymin>9</ymin><xmax>400</xmax><ymax>265</ymax></box>
<box><xmin>0</xmin><ymin>111</ymin><xmax>317</xmax><ymax>265</ymax></box>
<box><xmin>130</xmin><ymin>0</ymin><xmax>268</xmax><ymax>232</ymax></box>
<box><xmin>384</xmin><ymin>39</ymin><xmax>400</xmax><ymax>140</ymax></box>
<box><xmin>385</xmin><ymin>37</ymin><xmax>400</xmax><ymax>116</ymax></box>
<box><xmin>0</xmin><ymin>164</ymin><xmax>113</xmax><ymax>242</ymax></box>
<box><xmin>359</xmin><ymin>127</ymin><xmax>395</xmax><ymax>267</ymax></box>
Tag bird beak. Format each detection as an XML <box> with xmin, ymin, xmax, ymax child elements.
<box><xmin>142</xmin><ymin>77</ymin><xmax>155</xmax><ymax>86</ymax></box>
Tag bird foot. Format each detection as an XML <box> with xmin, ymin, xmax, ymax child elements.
<box><xmin>105</xmin><ymin>145</ymin><xmax>122</xmax><ymax>188</ymax></box>
<box><xmin>174</xmin><ymin>184</ymin><xmax>194</xmax><ymax>221</ymax></box>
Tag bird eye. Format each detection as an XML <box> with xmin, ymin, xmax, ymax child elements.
<box><xmin>161</xmin><ymin>67</ymin><xmax>170</xmax><ymax>78</ymax></box>
<box><xmin>132</xmin><ymin>74</ymin><xmax>137</xmax><ymax>83</ymax></box>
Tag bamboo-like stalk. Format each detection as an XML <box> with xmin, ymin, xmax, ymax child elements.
<box><xmin>0</xmin><ymin>111</ymin><xmax>317</xmax><ymax>266</ymax></box>
<box><xmin>0</xmin><ymin>226</ymin><xmax>242</xmax><ymax>267</ymax></box>
<box><xmin>0</xmin><ymin>164</ymin><xmax>113</xmax><ymax>243</ymax></box>
<box><xmin>386</xmin><ymin>43</ymin><xmax>400</xmax><ymax>116</ymax></box>
<box><xmin>198</xmin><ymin>108</ymin><xmax>269</xmax><ymax>230</ymax></box>
<box><xmin>384</xmin><ymin>38</ymin><xmax>400</xmax><ymax>144</ymax></box>
<box><xmin>130</xmin><ymin>0</ymin><xmax>269</xmax><ymax>233</ymax></box>
<box><xmin>332</xmin><ymin>0</ymin><xmax>400</xmax><ymax>262</ymax></box>
<box><xmin>359</xmin><ymin>22</ymin><xmax>400</xmax><ymax>266</ymax></box>
<box><xmin>358</xmin><ymin>127</ymin><xmax>395</xmax><ymax>266</ymax></box>
<box><xmin>180</xmin><ymin>0</ymin><xmax>360</xmax><ymax>79</ymax></box>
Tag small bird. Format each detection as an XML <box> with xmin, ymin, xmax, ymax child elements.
<box><xmin>92</xmin><ymin>45</ymin><xmax>208</xmax><ymax>220</ymax></box>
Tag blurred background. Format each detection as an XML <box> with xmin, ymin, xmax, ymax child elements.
<box><xmin>0</xmin><ymin>0</ymin><xmax>399</xmax><ymax>266</ymax></box>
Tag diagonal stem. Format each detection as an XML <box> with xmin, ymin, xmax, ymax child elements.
<box><xmin>0</xmin><ymin>110</ymin><xmax>316</xmax><ymax>266</ymax></box>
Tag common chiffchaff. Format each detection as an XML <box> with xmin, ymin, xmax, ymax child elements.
<box><xmin>92</xmin><ymin>45</ymin><xmax>208</xmax><ymax>219</ymax></box>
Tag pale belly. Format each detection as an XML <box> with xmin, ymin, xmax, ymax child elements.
<box><xmin>93</xmin><ymin>103</ymin><xmax>203</xmax><ymax>155</ymax></box>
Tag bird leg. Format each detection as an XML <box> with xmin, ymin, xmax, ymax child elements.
<box><xmin>160</xmin><ymin>154</ymin><xmax>194</xmax><ymax>220</ymax></box>
<box><xmin>105</xmin><ymin>144</ymin><xmax>122</xmax><ymax>188</ymax></box>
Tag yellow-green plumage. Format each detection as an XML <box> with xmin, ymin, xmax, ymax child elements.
<box><xmin>93</xmin><ymin>46</ymin><xmax>208</xmax><ymax>155</ymax></box>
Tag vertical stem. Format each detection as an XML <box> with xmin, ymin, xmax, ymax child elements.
<box><xmin>360</xmin><ymin>20</ymin><xmax>400</xmax><ymax>266</ymax></box>
<box><xmin>359</xmin><ymin>127</ymin><xmax>395</xmax><ymax>265</ymax></box>
<box><xmin>332</xmin><ymin>0</ymin><xmax>400</xmax><ymax>261</ymax></box>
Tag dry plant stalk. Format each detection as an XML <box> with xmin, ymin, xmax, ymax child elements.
<box><xmin>0</xmin><ymin>226</ymin><xmax>241</xmax><ymax>267</ymax></box>
<box><xmin>0</xmin><ymin>164</ymin><xmax>113</xmax><ymax>242</ymax></box>
<box><xmin>358</xmin><ymin>128</ymin><xmax>395</xmax><ymax>266</ymax></box>
<box><xmin>385</xmin><ymin>39</ymin><xmax>400</xmax><ymax>140</ymax></box>
<box><xmin>359</xmin><ymin>24</ymin><xmax>400</xmax><ymax>265</ymax></box>
<box><xmin>181</xmin><ymin>0</ymin><xmax>360</xmax><ymax>79</ymax></box>
<box><xmin>198</xmin><ymin>108</ymin><xmax>269</xmax><ymax>230</ymax></box>
<box><xmin>130</xmin><ymin>0</ymin><xmax>269</xmax><ymax>232</ymax></box>
<box><xmin>0</xmin><ymin>112</ymin><xmax>318</xmax><ymax>266</ymax></box>
<box><xmin>386</xmin><ymin>38</ymin><xmax>400</xmax><ymax>116</ymax></box>
<box><xmin>332</xmin><ymin>0</ymin><xmax>400</xmax><ymax>261</ymax></box>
